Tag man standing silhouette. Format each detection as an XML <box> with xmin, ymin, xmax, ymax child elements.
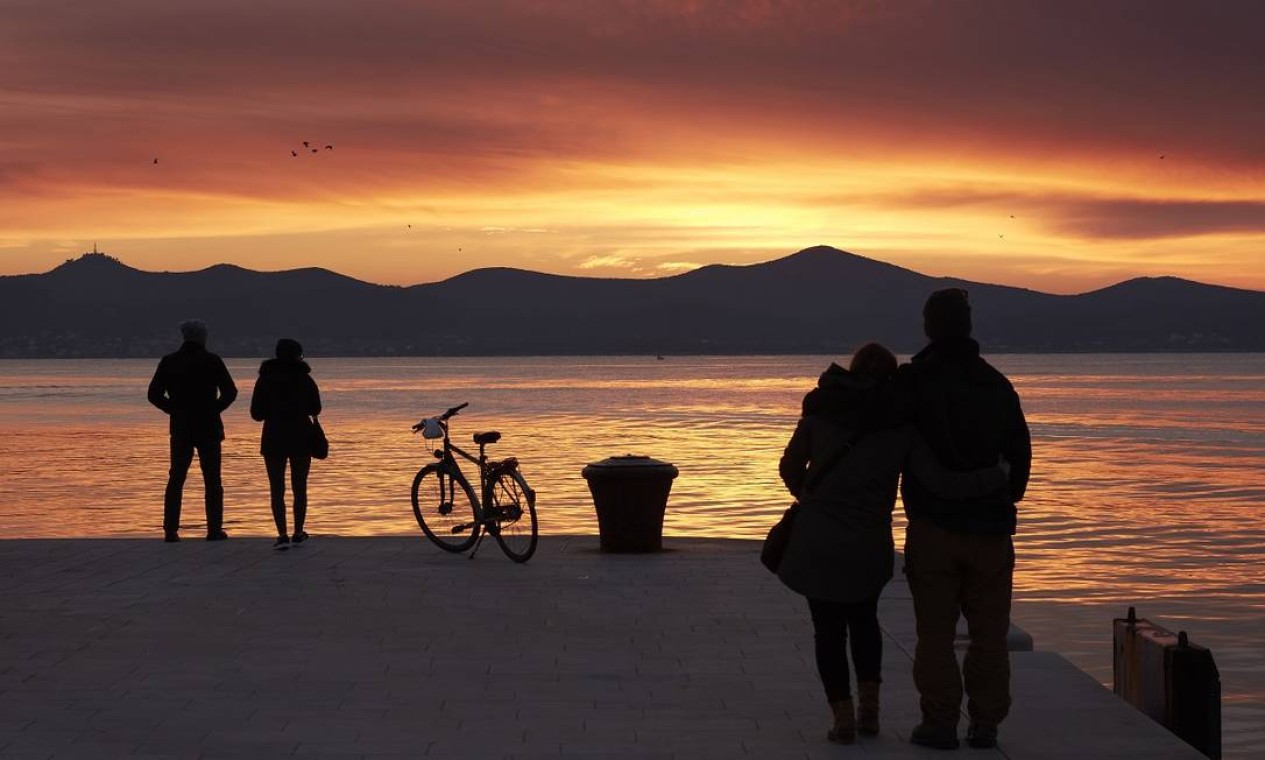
<box><xmin>148</xmin><ymin>319</ymin><xmax>238</xmax><ymax>542</ymax></box>
<box><xmin>898</xmin><ymin>289</ymin><xmax>1031</xmax><ymax>750</ymax></box>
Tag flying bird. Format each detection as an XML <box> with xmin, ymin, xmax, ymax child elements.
<box><xmin>303</xmin><ymin>141</ymin><xmax>310</xmax><ymax>148</ymax></box>
<box><xmin>324</xmin><ymin>145</ymin><xmax>333</xmax><ymax>150</ymax></box>
<box><xmin>290</xmin><ymin>150</ymin><xmax>298</xmax><ymax>157</ymax></box>
<box><xmin>152</xmin><ymin>158</ymin><xmax>158</xmax><ymax>164</ymax></box>
<box><xmin>1160</xmin><ymin>154</ymin><xmax>1165</xmax><ymax>159</ymax></box>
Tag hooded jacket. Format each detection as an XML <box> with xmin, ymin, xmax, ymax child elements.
<box><xmin>776</xmin><ymin>363</ymin><xmax>1007</xmax><ymax>603</ymax></box>
<box><xmin>249</xmin><ymin>357</ymin><xmax>322</xmax><ymax>458</ymax></box>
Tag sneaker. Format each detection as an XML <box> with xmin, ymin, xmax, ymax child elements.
<box><xmin>273</xmin><ymin>536</ymin><xmax>290</xmax><ymax>551</ymax></box>
<box><xmin>206</xmin><ymin>530</ymin><xmax>229</xmax><ymax>541</ymax></box>
<box><xmin>966</xmin><ymin>722</ymin><xmax>997</xmax><ymax>749</ymax></box>
<box><xmin>163</xmin><ymin>532</ymin><xmax>180</xmax><ymax>543</ymax></box>
<box><xmin>291</xmin><ymin>531</ymin><xmax>309</xmax><ymax>545</ymax></box>
<box><xmin>910</xmin><ymin>722</ymin><xmax>960</xmax><ymax>750</ymax></box>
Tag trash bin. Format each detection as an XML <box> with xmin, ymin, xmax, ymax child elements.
<box><xmin>581</xmin><ymin>455</ymin><xmax>679</xmax><ymax>552</ymax></box>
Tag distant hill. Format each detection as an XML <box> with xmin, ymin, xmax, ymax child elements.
<box><xmin>1</xmin><ymin>246</ymin><xmax>1261</xmax><ymax>357</ymax></box>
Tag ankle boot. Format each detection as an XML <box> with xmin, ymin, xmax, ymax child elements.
<box><xmin>856</xmin><ymin>681</ymin><xmax>880</xmax><ymax>735</ymax></box>
<box><xmin>826</xmin><ymin>698</ymin><xmax>856</xmax><ymax>744</ymax></box>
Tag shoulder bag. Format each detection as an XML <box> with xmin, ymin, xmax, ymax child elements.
<box><xmin>760</xmin><ymin>430</ymin><xmax>862</xmax><ymax>573</ymax></box>
<box><xmin>308</xmin><ymin>416</ymin><xmax>329</xmax><ymax>460</ymax></box>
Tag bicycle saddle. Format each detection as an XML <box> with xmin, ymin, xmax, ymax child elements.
<box><xmin>473</xmin><ymin>431</ymin><xmax>501</xmax><ymax>445</ymax></box>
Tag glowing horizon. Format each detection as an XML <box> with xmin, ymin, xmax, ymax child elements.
<box><xmin>2</xmin><ymin>1</ymin><xmax>1262</xmax><ymax>295</ymax></box>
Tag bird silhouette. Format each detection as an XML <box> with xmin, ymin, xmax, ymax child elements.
<box><xmin>998</xmin><ymin>234</ymin><xmax>1004</xmax><ymax>239</ymax></box>
<box><xmin>303</xmin><ymin>141</ymin><xmax>310</xmax><ymax>148</ymax></box>
<box><xmin>1010</xmin><ymin>215</ymin><xmax>1015</xmax><ymax>219</ymax></box>
<box><xmin>290</xmin><ymin>150</ymin><xmax>298</xmax><ymax>157</ymax></box>
<box><xmin>311</xmin><ymin>149</ymin><xmax>318</xmax><ymax>153</ymax></box>
<box><xmin>324</xmin><ymin>145</ymin><xmax>333</xmax><ymax>150</ymax></box>
<box><xmin>152</xmin><ymin>158</ymin><xmax>158</xmax><ymax>164</ymax></box>
<box><xmin>1160</xmin><ymin>154</ymin><xmax>1165</xmax><ymax>159</ymax></box>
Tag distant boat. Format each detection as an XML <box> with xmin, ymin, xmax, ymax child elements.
<box><xmin>656</xmin><ymin>355</ymin><xmax>665</xmax><ymax>360</ymax></box>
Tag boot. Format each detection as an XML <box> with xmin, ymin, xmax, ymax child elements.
<box><xmin>910</xmin><ymin>722</ymin><xmax>960</xmax><ymax>750</ymax></box>
<box><xmin>856</xmin><ymin>681</ymin><xmax>880</xmax><ymax>735</ymax></box>
<box><xmin>826</xmin><ymin>698</ymin><xmax>856</xmax><ymax>744</ymax></box>
<box><xmin>967</xmin><ymin>721</ymin><xmax>998</xmax><ymax>748</ymax></box>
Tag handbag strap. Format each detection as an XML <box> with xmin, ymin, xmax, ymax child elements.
<box><xmin>802</xmin><ymin>429</ymin><xmax>864</xmax><ymax>494</ymax></box>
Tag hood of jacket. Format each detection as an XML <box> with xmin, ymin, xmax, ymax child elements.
<box><xmin>801</xmin><ymin>363</ymin><xmax>896</xmax><ymax>431</ymax></box>
<box><xmin>258</xmin><ymin>357</ymin><xmax>311</xmax><ymax>376</ymax></box>
<box><xmin>910</xmin><ymin>336</ymin><xmax>981</xmax><ymax>365</ymax></box>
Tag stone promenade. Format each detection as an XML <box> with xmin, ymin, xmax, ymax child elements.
<box><xmin>0</xmin><ymin>537</ymin><xmax>1202</xmax><ymax>759</ymax></box>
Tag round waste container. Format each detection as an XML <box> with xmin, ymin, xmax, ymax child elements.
<box><xmin>581</xmin><ymin>455</ymin><xmax>679</xmax><ymax>552</ymax></box>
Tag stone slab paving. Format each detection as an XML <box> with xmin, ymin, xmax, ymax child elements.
<box><xmin>0</xmin><ymin>536</ymin><xmax>1203</xmax><ymax>759</ymax></box>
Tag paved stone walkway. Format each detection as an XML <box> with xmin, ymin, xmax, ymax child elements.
<box><xmin>0</xmin><ymin>537</ymin><xmax>1202</xmax><ymax>759</ymax></box>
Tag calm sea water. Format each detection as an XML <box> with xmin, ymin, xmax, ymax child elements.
<box><xmin>1</xmin><ymin>354</ymin><xmax>1262</xmax><ymax>755</ymax></box>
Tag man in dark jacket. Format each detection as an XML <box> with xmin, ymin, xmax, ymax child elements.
<box><xmin>147</xmin><ymin>319</ymin><xmax>238</xmax><ymax>542</ymax></box>
<box><xmin>897</xmin><ymin>288</ymin><xmax>1031</xmax><ymax>750</ymax></box>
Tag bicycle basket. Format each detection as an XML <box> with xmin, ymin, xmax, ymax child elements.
<box><xmin>420</xmin><ymin>417</ymin><xmax>445</xmax><ymax>439</ymax></box>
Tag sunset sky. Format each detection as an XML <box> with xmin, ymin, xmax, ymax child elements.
<box><xmin>1</xmin><ymin>0</ymin><xmax>1262</xmax><ymax>293</ymax></box>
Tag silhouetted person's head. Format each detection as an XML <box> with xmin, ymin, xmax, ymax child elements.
<box><xmin>180</xmin><ymin>319</ymin><xmax>207</xmax><ymax>346</ymax></box>
<box><xmin>849</xmin><ymin>342</ymin><xmax>897</xmax><ymax>381</ymax></box>
<box><xmin>275</xmin><ymin>338</ymin><xmax>303</xmax><ymax>361</ymax></box>
<box><xmin>923</xmin><ymin>288</ymin><xmax>972</xmax><ymax>341</ymax></box>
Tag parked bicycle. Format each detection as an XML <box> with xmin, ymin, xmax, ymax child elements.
<box><xmin>410</xmin><ymin>403</ymin><xmax>538</xmax><ymax>562</ymax></box>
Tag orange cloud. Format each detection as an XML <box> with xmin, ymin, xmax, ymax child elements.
<box><xmin>0</xmin><ymin>1</ymin><xmax>1262</xmax><ymax>294</ymax></box>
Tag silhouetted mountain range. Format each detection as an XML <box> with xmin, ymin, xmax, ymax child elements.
<box><xmin>1</xmin><ymin>246</ymin><xmax>1261</xmax><ymax>357</ymax></box>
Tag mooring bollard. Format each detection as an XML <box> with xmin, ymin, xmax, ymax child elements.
<box><xmin>1112</xmin><ymin>607</ymin><xmax>1222</xmax><ymax>759</ymax></box>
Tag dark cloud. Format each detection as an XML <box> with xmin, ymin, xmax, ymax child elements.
<box><xmin>1046</xmin><ymin>199</ymin><xmax>1265</xmax><ymax>239</ymax></box>
<box><xmin>2</xmin><ymin>1</ymin><xmax>1263</xmax><ymax>167</ymax></box>
<box><xmin>865</xmin><ymin>188</ymin><xmax>1265</xmax><ymax>240</ymax></box>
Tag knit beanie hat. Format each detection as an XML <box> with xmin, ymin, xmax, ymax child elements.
<box><xmin>923</xmin><ymin>288</ymin><xmax>972</xmax><ymax>340</ymax></box>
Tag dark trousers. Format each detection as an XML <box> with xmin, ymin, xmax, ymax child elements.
<box><xmin>163</xmin><ymin>435</ymin><xmax>223</xmax><ymax>535</ymax></box>
<box><xmin>265</xmin><ymin>452</ymin><xmax>311</xmax><ymax>537</ymax></box>
<box><xmin>905</xmin><ymin>518</ymin><xmax>1015</xmax><ymax>729</ymax></box>
<box><xmin>808</xmin><ymin>593</ymin><xmax>883</xmax><ymax>703</ymax></box>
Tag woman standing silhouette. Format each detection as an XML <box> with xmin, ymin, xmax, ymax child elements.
<box><xmin>250</xmin><ymin>338</ymin><xmax>322</xmax><ymax>550</ymax></box>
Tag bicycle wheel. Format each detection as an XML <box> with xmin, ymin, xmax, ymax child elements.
<box><xmin>412</xmin><ymin>464</ymin><xmax>479</xmax><ymax>552</ymax></box>
<box><xmin>490</xmin><ymin>468</ymin><xmax>538</xmax><ymax>563</ymax></box>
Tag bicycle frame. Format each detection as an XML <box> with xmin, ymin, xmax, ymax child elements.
<box><xmin>430</xmin><ymin>424</ymin><xmax>491</xmax><ymax>523</ymax></box>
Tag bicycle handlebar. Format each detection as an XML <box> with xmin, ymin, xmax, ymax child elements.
<box><xmin>412</xmin><ymin>402</ymin><xmax>469</xmax><ymax>432</ymax></box>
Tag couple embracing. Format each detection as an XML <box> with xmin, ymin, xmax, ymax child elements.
<box><xmin>776</xmin><ymin>288</ymin><xmax>1032</xmax><ymax>749</ymax></box>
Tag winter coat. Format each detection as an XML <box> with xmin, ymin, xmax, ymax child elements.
<box><xmin>249</xmin><ymin>358</ymin><xmax>322</xmax><ymax>458</ymax></box>
<box><xmin>897</xmin><ymin>337</ymin><xmax>1031</xmax><ymax>535</ymax></box>
<box><xmin>776</xmin><ymin>363</ymin><xmax>1008</xmax><ymax>604</ymax></box>
<box><xmin>147</xmin><ymin>341</ymin><xmax>237</xmax><ymax>442</ymax></box>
